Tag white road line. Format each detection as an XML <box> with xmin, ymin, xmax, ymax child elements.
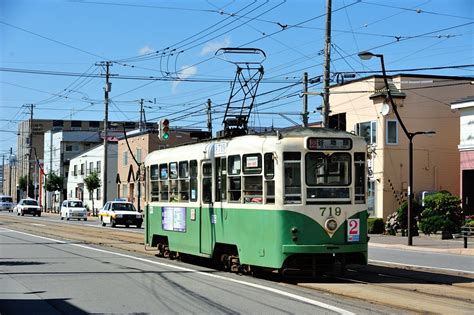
<box><xmin>369</xmin><ymin>259</ymin><xmax>474</xmax><ymax>275</ymax></box>
<box><xmin>31</xmin><ymin>223</ymin><xmax>46</xmax><ymax>227</ymax></box>
<box><xmin>3</xmin><ymin>228</ymin><xmax>354</xmax><ymax>315</ymax></box>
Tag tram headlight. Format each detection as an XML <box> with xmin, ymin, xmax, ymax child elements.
<box><xmin>325</xmin><ymin>218</ymin><xmax>338</xmax><ymax>232</ymax></box>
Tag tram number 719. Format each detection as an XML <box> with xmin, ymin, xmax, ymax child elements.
<box><xmin>319</xmin><ymin>207</ymin><xmax>342</xmax><ymax>217</ymax></box>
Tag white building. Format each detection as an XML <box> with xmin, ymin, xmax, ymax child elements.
<box><xmin>43</xmin><ymin>130</ymin><xmax>102</xmax><ymax>211</ymax></box>
<box><xmin>66</xmin><ymin>143</ymin><xmax>118</xmax><ymax>212</ymax></box>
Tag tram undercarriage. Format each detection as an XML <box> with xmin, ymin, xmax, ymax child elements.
<box><xmin>152</xmin><ymin>234</ymin><xmax>366</xmax><ymax>278</ymax></box>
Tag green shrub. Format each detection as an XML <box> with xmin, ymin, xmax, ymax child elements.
<box><xmin>368</xmin><ymin>218</ymin><xmax>384</xmax><ymax>234</ymax></box>
<box><xmin>397</xmin><ymin>200</ymin><xmax>422</xmax><ymax>233</ymax></box>
<box><xmin>418</xmin><ymin>191</ymin><xmax>462</xmax><ymax>235</ymax></box>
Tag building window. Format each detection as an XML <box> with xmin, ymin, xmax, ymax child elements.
<box><xmin>73</xmin><ymin>165</ymin><xmax>77</xmax><ymax>176</ymax></box>
<box><xmin>122</xmin><ymin>184</ymin><xmax>128</xmax><ymax>201</ymax></box>
<box><xmin>386</xmin><ymin>120</ymin><xmax>398</xmax><ymax>145</ymax></box>
<box><xmin>368</xmin><ymin>180</ymin><xmax>376</xmax><ymax>217</ymax></box>
<box><xmin>356</xmin><ymin>121</ymin><xmax>377</xmax><ymax>144</ymax></box>
<box><xmin>123</xmin><ymin>151</ymin><xmax>128</xmax><ymax>166</ymax></box>
<box><xmin>136</xmin><ymin>148</ymin><xmax>142</xmax><ymax>163</ymax></box>
<box><xmin>89</xmin><ymin>121</ymin><xmax>100</xmax><ymax>130</ymax></box>
<box><xmin>71</xmin><ymin>120</ymin><xmax>82</xmax><ymax>130</ymax></box>
<box><xmin>89</xmin><ymin>162</ymin><xmax>94</xmax><ymax>175</ymax></box>
<box><xmin>65</xmin><ymin>144</ymin><xmax>80</xmax><ymax>152</ymax></box>
<box><xmin>80</xmin><ymin>163</ymin><xmax>85</xmax><ymax>175</ymax></box>
<box><xmin>97</xmin><ymin>161</ymin><xmax>101</xmax><ymax>173</ymax></box>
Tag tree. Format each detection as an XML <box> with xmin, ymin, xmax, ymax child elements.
<box><xmin>397</xmin><ymin>199</ymin><xmax>423</xmax><ymax>235</ymax></box>
<box><xmin>84</xmin><ymin>171</ymin><xmax>101</xmax><ymax>216</ymax></box>
<box><xmin>18</xmin><ymin>175</ymin><xmax>33</xmax><ymax>198</ymax></box>
<box><xmin>44</xmin><ymin>172</ymin><xmax>64</xmax><ymax>212</ymax></box>
<box><xmin>418</xmin><ymin>191</ymin><xmax>463</xmax><ymax>236</ymax></box>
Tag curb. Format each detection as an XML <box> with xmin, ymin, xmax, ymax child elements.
<box><xmin>369</xmin><ymin>242</ymin><xmax>474</xmax><ymax>256</ymax></box>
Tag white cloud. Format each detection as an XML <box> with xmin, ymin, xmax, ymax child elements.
<box><xmin>200</xmin><ymin>37</ymin><xmax>231</xmax><ymax>56</ymax></box>
<box><xmin>139</xmin><ymin>45</ymin><xmax>155</xmax><ymax>55</ymax></box>
<box><xmin>172</xmin><ymin>65</ymin><xmax>198</xmax><ymax>93</ymax></box>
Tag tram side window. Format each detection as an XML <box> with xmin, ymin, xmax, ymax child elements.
<box><xmin>264</xmin><ymin>153</ymin><xmax>275</xmax><ymax>204</ymax></box>
<box><xmin>228</xmin><ymin>155</ymin><xmax>241</xmax><ymax>202</ymax></box>
<box><xmin>190</xmin><ymin>160</ymin><xmax>198</xmax><ymax>201</ymax></box>
<box><xmin>150</xmin><ymin>164</ymin><xmax>159</xmax><ymax>202</ymax></box>
<box><xmin>159</xmin><ymin>163</ymin><xmax>169</xmax><ymax>201</ymax></box>
<box><xmin>169</xmin><ymin>162</ymin><xmax>178</xmax><ymax>179</ymax></box>
<box><xmin>169</xmin><ymin>162</ymin><xmax>179</xmax><ymax>202</ymax></box>
<box><xmin>215</xmin><ymin>157</ymin><xmax>227</xmax><ymax>202</ymax></box>
<box><xmin>202</xmin><ymin>162</ymin><xmax>212</xmax><ymax>203</ymax></box>
<box><xmin>354</xmin><ymin>152</ymin><xmax>366</xmax><ymax>204</ymax></box>
<box><xmin>243</xmin><ymin>154</ymin><xmax>262</xmax><ymax>203</ymax></box>
<box><xmin>284</xmin><ymin>152</ymin><xmax>301</xmax><ymax>204</ymax></box>
<box><xmin>179</xmin><ymin>161</ymin><xmax>190</xmax><ymax>202</ymax></box>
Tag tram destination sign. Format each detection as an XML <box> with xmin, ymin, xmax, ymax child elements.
<box><xmin>307</xmin><ymin>137</ymin><xmax>352</xmax><ymax>150</ymax></box>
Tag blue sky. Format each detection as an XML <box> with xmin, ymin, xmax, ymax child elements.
<box><xmin>1</xmin><ymin>0</ymin><xmax>473</xmax><ymax>157</ymax></box>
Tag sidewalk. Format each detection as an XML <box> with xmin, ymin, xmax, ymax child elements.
<box><xmin>369</xmin><ymin>234</ymin><xmax>474</xmax><ymax>256</ymax></box>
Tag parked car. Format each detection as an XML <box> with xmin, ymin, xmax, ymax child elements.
<box><xmin>98</xmin><ymin>200</ymin><xmax>143</xmax><ymax>228</ymax></box>
<box><xmin>0</xmin><ymin>195</ymin><xmax>15</xmax><ymax>212</ymax></box>
<box><xmin>60</xmin><ymin>199</ymin><xmax>88</xmax><ymax>221</ymax></box>
<box><xmin>16</xmin><ymin>198</ymin><xmax>42</xmax><ymax>216</ymax></box>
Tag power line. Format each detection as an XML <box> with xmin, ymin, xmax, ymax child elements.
<box><xmin>0</xmin><ymin>21</ymin><xmax>108</xmax><ymax>60</ymax></box>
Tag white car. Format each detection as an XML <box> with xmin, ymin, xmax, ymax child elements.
<box><xmin>98</xmin><ymin>200</ymin><xmax>143</xmax><ymax>228</ymax></box>
<box><xmin>60</xmin><ymin>199</ymin><xmax>88</xmax><ymax>221</ymax></box>
<box><xmin>16</xmin><ymin>198</ymin><xmax>42</xmax><ymax>216</ymax></box>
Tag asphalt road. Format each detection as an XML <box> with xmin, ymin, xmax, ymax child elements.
<box><xmin>0</xmin><ymin>227</ymin><xmax>398</xmax><ymax>315</ymax></box>
<box><xmin>369</xmin><ymin>246</ymin><xmax>474</xmax><ymax>274</ymax></box>
<box><xmin>3</xmin><ymin>211</ymin><xmax>473</xmax><ymax>274</ymax></box>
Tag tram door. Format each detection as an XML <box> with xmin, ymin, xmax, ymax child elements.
<box><xmin>200</xmin><ymin>161</ymin><xmax>214</xmax><ymax>255</ymax></box>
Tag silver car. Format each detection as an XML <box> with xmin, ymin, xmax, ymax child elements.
<box><xmin>60</xmin><ymin>199</ymin><xmax>88</xmax><ymax>221</ymax></box>
<box><xmin>0</xmin><ymin>195</ymin><xmax>15</xmax><ymax>212</ymax></box>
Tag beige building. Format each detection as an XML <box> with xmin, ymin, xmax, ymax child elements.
<box><xmin>116</xmin><ymin>129</ymin><xmax>209</xmax><ymax>211</ymax></box>
<box><xmin>329</xmin><ymin>74</ymin><xmax>474</xmax><ymax>220</ymax></box>
<box><xmin>16</xmin><ymin>119</ymin><xmax>139</xmax><ymax>200</ymax></box>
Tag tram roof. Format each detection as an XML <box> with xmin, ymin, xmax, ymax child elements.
<box><xmin>145</xmin><ymin>127</ymin><xmax>364</xmax><ymax>164</ymax></box>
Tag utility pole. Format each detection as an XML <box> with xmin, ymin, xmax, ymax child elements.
<box><xmin>1</xmin><ymin>154</ymin><xmax>4</xmax><ymax>194</ymax></box>
<box><xmin>98</xmin><ymin>61</ymin><xmax>112</xmax><ymax>206</ymax></box>
<box><xmin>9</xmin><ymin>148</ymin><xmax>12</xmax><ymax>196</ymax></box>
<box><xmin>139</xmin><ymin>98</ymin><xmax>145</xmax><ymax>132</ymax></box>
<box><xmin>207</xmin><ymin>98</ymin><xmax>212</xmax><ymax>137</ymax></box>
<box><xmin>322</xmin><ymin>0</ymin><xmax>332</xmax><ymax>128</ymax></box>
<box><xmin>302</xmin><ymin>72</ymin><xmax>309</xmax><ymax>127</ymax></box>
<box><xmin>26</xmin><ymin>104</ymin><xmax>34</xmax><ymax>198</ymax></box>
<box><xmin>33</xmin><ymin>157</ymin><xmax>37</xmax><ymax>200</ymax></box>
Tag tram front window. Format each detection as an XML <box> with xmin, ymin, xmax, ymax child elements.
<box><xmin>306</xmin><ymin>152</ymin><xmax>351</xmax><ymax>203</ymax></box>
<box><xmin>306</xmin><ymin>153</ymin><xmax>350</xmax><ymax>186</ymax></box>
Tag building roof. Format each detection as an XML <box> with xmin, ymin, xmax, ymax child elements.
<box><xmin>334</xmin><ymin>73</ymin><xmax>474</xmax><ymax>88</ymax></box>
<box><xmin>451</xmin><ymin>95</ymin><xmax>474</xmax><ymax>109</ymax></box>
<box><xmin>369</xmin><ymin>82</ymin><xmax>406</xmax><ymax>100</ymax></box>
<box><xmin>52</xmin><ymin>131</ymin><xmax>102</xmax><ymax>143</ymax></box>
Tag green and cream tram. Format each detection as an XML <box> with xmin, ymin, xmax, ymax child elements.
<box><xmin>144</xmin><ymin>128</ymin><xmax>368</xmax><ymax>274</ymax></box>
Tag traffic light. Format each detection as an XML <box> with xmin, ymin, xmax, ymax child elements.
<box><xmin>159</xmin><ymin>119</ymin><xmax>170</xmax><ymax>140</ymax></box>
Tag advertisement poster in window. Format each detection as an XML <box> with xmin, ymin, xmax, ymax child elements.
<box><xmin>162</xmin><ymin>207</ymin><xmax>186</xmax><ymax>232</ymax></box>
<box><xmin>246</xmin><ymin>156</ymin><xmax>258</xmax><ymax>168</ymax></box>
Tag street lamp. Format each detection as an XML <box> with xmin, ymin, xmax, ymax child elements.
<box><xmin>358</xmin><ymin>51</ymin><xmax>436</xmax><ymax>246</ymax></box>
